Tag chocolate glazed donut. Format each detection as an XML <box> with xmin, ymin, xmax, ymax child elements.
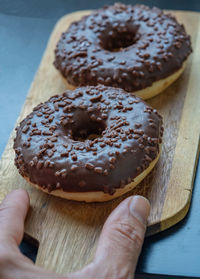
<box><xmin>54</xmin><ymin>3</ymin><xmax>192</xmax><ymax>100</ymax></box>
<box><xmin>14</xmin><ymin>86</ymin><xmax>163</xmax><ymax>202</ymax></box>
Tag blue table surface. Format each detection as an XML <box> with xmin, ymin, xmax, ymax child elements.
<box><xmin>0</xmin><ymin>1</ymin><xmax>200</xmax><ymax>278</ymax></box>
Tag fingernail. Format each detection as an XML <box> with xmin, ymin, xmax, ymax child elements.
<box><xmin>129</xmin><ymin>196</ymin><xmax>150</xmax><ymax>226</ymax></box>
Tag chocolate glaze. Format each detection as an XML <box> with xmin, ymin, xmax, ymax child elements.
<box><xmin>14</xmin><ymin>85</ymin><xmax>163</xmax><ymax>195</ymax></box>
<box><xmin>54</xmin><ymin>3</ymin><xmax>192</xmax><ymax>92</ymax></box>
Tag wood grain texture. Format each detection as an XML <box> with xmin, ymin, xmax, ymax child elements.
<box><xmin>0</xmin><ymin>10</ymin><xmax>200</xmax><ymax>273</ymax></box>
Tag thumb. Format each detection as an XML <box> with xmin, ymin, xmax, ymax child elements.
<box><xmin>94</xmin><ymin>196</ymin><xmax>150</xmax><ymax>278</ymax></box>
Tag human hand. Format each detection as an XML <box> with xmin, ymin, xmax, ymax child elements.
<box><xmin>0</xmin><ymin>189</ymin><xmax>150</xmax><ymax>279</ymax></box>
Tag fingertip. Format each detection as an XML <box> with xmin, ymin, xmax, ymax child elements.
<box><xmin>12</xmin><ymin>188</ymin><xmax>29</xmax><ymax>197</ymax></box>
<box><xmin>0</xmin><ymin>189</ymin><xmax>30</xmax><ymax>246</ymax></box>
<box><xmin>15</xmin><ymin>188</ymin><xmax>30</xmax><ymax>203</ymax></box>
<box><xmin>1</xmin><ymin>188</ymin><xmax>30</xmax><ymax>222</ymax></box>
<box><xmin>6</xmin><ymin>188</ymin><xmax>30</xmax><ymax>208</ymax></box>
<box><xmin>129</xmin><ymin>195</ymin><xmax>150</xmax><ymax>226</ymax></box>
<box><xmin>132</xmin><ymin>195</ymin><xmax>150</xmax><ymax>206</ymax></box>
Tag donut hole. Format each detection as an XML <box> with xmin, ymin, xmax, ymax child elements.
<box><xmin>72</xmin><ymin>121</ymin><xmax>106</xmax><ymax>141</ymax></box>
<box><xmin>101</xmin><ymin>27</ymin><xmax>140</xmax><ymax>51</ymax></box>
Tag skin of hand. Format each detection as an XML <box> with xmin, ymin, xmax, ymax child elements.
<box><xmin>0</xmin><ymin>189</ymin><xmax>150</xmax><ymax>279</ymax></box>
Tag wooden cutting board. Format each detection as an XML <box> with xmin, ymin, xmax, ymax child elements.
<box><xmin>0</xmin><ymin>10</ymin><xmax>200</xmax><ymax>274</ymax></box>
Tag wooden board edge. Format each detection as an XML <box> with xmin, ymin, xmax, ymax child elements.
<box><xmin>146</xmin><ymin>197</ymin><xmax>191</xmax><ymax>236</ymax></box>
<box><xmin>161</xmin><ymin>193</ymin><xmax>192</xmax><ymax>232</ymax></box>
<box><xmin>160</xmin><ymin>15</ymin><xmax>200</xmax><ymax>228</ymax></box>
<box><xmin>161</xmin><ymin>136</ymin><xmax>200</xmax><ymax>231</ymax></box>
<box><xmin>146</xmin><ymin>138</ymin><xmax>200</xmax><ymax>236</ymax></box>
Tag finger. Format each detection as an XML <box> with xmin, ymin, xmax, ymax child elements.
<box><xmin>94</xmin><ymin>196</ymin><xmax>150</xmax><ymax>278</ymax></box>
<box><xmin>0</xmin><ymin>189</ymin><xmax>30</xmax><ymax>247</ymax></box>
